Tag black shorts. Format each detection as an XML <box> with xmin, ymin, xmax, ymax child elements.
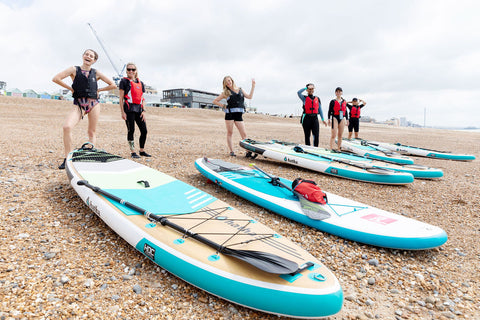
<box><xmin>225</xmin><ymin>112</ymin><xmax>244</xmax><ymax>121</ymax></box>
<box><xmin>348</xmin><ymin>117</ymin><xmax>360</xmax><ymax>132</ymax></box>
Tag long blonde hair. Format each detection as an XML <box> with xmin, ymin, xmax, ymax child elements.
<box><xmin>126</xmin><ymin>62</ymin><xmax>139</xmax><ymax>79</ymax></box>
<box><xmin>222</xmin><ymin>75</ymin><xmax>237</xmax><ymax>97</ymax></box>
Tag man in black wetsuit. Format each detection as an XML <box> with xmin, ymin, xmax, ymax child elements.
<box><xmin>297</xmin><ymin>84</ymin><xmax>327</xmax><ymax>147</ymax></box>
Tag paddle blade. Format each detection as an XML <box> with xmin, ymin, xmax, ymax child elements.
<box><xmin>294</xmin><ymin>191</ymin><xmax>331</xmax><ymax>220</ymax></box>
<box><xmin>223</xmin><ymin>248</ymin><xmax>299</xmax><ymax>274</ymax></box>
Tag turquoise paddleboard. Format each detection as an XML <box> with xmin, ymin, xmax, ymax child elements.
<box><xmin>275</xmin><ymin>141</ymin><xmax>444</xmax><ymax>179</ymax></box>
<box><xmin>340</xmin><ymin>138</ymin><xmax>414</xmax><ymax>164</ymax></box>
<box><xmin>364</xmin><ymin>140</ymin><xmax>476</xmax><ymax>161</ymax></box>
<box><xmin>66</xmin><ymin>144</ymin><xmax>343</xmax><ymax>318</ymax></box>
<box><xmin>240</xmin><ymin>139</ymin><xmax>415</xmax><ymax>185</ymax></box>
<box><xmin>195</xmin><ymin>157</ymin><xmax>448</xmax><ymax>250</ymax></box>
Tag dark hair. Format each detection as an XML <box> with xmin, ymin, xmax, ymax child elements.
<box><xmin>306</xmin><ymin>83</ymin><xmax>314</xmax><ymax>89</ymax></box>
<box><xmin>352</xmin><ymin>97</ymin><xmax>358</xmax><ymax>101</ymax></box>
<box><xmin>335</xmin><ymin>87</ymin><xmax>342</xmax><ymax>92</ymax></box>
<box><xmin>83</xmin><ymin>49</ymin><xmax>98</xmax><ymax>61</ymax></box>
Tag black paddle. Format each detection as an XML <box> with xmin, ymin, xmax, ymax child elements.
<box><xmin>249</xmin><ymin>164</ymin><xmax>331</xmax><ymax>221</ymax></box>
<box><xmin>358</xmin><ymin>139</ymin><xmax>398</xmax><ymax>156</ymax></box>
<box><xmin>292</xmin><ymin>145</ymin><xmax>396</xmax><ymax>175</ymax></box>
<box><xmin>76</xmin><ymin>180</ymin><xmax>299</xmax><ymax>275</ymax></box>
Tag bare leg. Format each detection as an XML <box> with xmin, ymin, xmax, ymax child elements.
<box><xmin>234</xmin><ymin>121</ymin><xmax>247</xmax><ymax>140</ymax></box>
<box><xmin>348</xmin><ymin>131</ymin><xmax>353</xmax><ymax>139</ymax></box>
<box><xmin>86</xmin><ymin>104</ymin><xmax>101</xmax><ymax>146</ymax></box>
<box><xmin>337</xmin><ymin>119</ymin><xmax>345</xmax><ymax>149</ymax></box>
<box><xmin>62</xmin><ymin>106</ymin><xmax>82</xmax><ymax>158</ymax></box>
<box><xmin>330</xmin><ymin>119</ymin><xmax>339</xmax><ymax>150</ymax></box>
<box><xmin>225</xmin><ymin>120</ymin><xmax>235</xmax><ymax>153</ymax></box>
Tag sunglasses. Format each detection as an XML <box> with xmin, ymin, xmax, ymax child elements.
<box><xmin>127</xmin><ymin>68</ymin><xmax>136</xmax><ymax>71</ymax></box>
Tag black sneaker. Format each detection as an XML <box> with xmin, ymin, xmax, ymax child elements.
<box><xmin>131</xmin><ymin>152</ymin><xmax>140</xmax><ymax>159</ymax></box>
<box><xmin>229</xmin><ymin>152</ymin><xmax>236</xmax><ymax>157</ymax></box>
<box><xmin>139</xmin><ymin>151</ymin><xmax>151</xmax><ymax>157</ymax></box>
<box><xmin>58</xmin><ymin>158</ymin><xmax>66</xmax><ymax>170</ymax></box>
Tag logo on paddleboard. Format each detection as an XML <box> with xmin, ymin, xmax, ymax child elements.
<box><xmin>86</xmin><ymin>197</ymin><xmax>101</xmax><ymax>217</ymax></box>
<box><xmin>284</xmin><ymin>157</ymin><xmax>298</xmax><ymax>164</ymax></box>
<box><xmin>361</xmin><ymin>213</ymin><xmax>397</xmax><ymax>225</ymax></box>
<box><xmin>144</xmin><ymin>243</ymin><xmax>156</xmax><ymax>260</ymax></box>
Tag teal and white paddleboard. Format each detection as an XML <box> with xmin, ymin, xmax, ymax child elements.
<box><xmin>363</xmin><ymin>140</ymin><xmax>476</xmax><ymax>161</ymax></box>
<box><xmin>340</xmin><ymin>138</ymin><xmax>414</xmax><ymax>164</ymax></box>
<box><xmin>66</xmin><ymin>144</ymin><xmax>343</xmax><ymax>318</ymax></box>
<box><xmin>240</xmin><ymin>139</ymin><xmax>414</xmax><ymax>185</ymax></box>
<box><xmin>195</xmin><ymin>158</ymin><xmax>448</xmax><ymax>250</ymax></box>
<box><xmin>282</xmin><ymin>141</ymin><xmax>443</xmax><ymax>179</ymax></box>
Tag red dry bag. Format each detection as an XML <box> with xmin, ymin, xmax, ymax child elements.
<box><xmin>292</xmin><ymin>178</ymin><xmax>328</xmax><ymax>204</ymax></box>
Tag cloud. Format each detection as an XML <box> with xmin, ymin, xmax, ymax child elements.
<box><xmin>1</xmin><ymin>0</ymin><xmax>479</xmax><ymax>127</ymax></box>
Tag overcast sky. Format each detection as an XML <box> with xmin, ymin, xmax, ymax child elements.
<box><xmin>1</xmin><ymin>0</ymin><xmax>479</xmax><ymax>128</ymax></box>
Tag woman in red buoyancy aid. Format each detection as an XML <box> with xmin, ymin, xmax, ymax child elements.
<box><xmin>119</xmin><ymin>63</ymin><xmax>151</xmax><ymax>159</ymax></box>
<box><xmin>328</xmin><ymin>87</ymin><xmax>349</xmax><ymax>151</ymax></box>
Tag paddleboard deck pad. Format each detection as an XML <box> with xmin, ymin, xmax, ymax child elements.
<box><xmin>195</xmin><ymin>157</ymin><xmax>448</xmax><ymax>250</ymax></box>
<box><xmin>240</xmin><ymin>139</ymin><xmax>415</xmax><ymax>185</ymax></box>
<box><xmin>363</xmin><ymin>140</ymin><xmax>476</xmax><ymax>161</ymax></box>
<box><xmin>65</xmin><ymin>144</ymin><xmax>343</xmax><ymax>318</ymax></box>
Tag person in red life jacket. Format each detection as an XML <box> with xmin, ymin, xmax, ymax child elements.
<box><xmin>328</xmin><ymin>87</ymin><xmax>349</xmax><ymax>151</ymax></box>
<box><xmin>297</xmin><ymin>84</ymin><xmax>327</xmax><ymax>147</ymax></box>
<box><xmin>213</xmin><ymin>76</ymin><xmax>255</xmax><ymax>156</ymax></box>
<box><xmin>52</xmin><ymin>49</ymin><xmax>117</xmax><ymax>169</ymax></box>
<box><xmin>347</xmin><ymin>98</ymin><xmax>366</xmax><ymax>139</ymax></box>
<box><xmin>119</xmin><ymin>63</ymin><xmax>151</xmax><ymax>159</ymax></box>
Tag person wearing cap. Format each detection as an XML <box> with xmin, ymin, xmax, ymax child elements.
<box><xmin>346</xmin><ymin>98</ymin><xmax>366</xmax><ymax>139</ymax></box>
<box><xmin>297</xmin><ymin>83</ymin><xmax>327</xmax><ymax>147</ymax></box>
<box><xmin>328</xmin><ymin>87</ymin><xmax>348</xmax><ymax>150</ymax></box>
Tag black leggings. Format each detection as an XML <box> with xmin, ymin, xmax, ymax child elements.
<box><xmin>125</xmin><ymin>112</ymin><xmax>148</xmax><ymax>149</ymax></box>
<box><xmin>301</xmin><ymin>114</ymin><xmax>319</xmax><ymax>147</ymax></box>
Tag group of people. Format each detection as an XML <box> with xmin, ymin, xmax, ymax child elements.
<box><xmin>53</xmin><ymin>49</ymin><xmax>151</xmax><ymax>169</ymax></box>
<box><xmin>297</xmin><ymin>84</ymin><xmax>366</xmax><ymax>151</ymax></box>
<box><xmin>53</xmin><ymin>49</ymin><xmax>365</xmax><ymax>169</ymax></box>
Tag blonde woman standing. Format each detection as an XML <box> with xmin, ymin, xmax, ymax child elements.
<box><xmin>213</xmin><ymin>76</ymin><xmax>255</xmax><ymax>156</ymax></box>
<box><xmin>119</xmin><ymin>63</ymin><xmax>151</xmax><ymax>158</ymax></box>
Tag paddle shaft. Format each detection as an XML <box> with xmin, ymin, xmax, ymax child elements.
<box><xmin>293</xmin><ymin>146</ymin><xmax>393</xmax><ymax>172</ymax></box>
<box><xmin>250</xmin><ymin>164</ymin><xmax>293</xmax><ymax>191</ymax></box>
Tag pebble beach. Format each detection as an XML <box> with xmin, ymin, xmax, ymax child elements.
<box><xmin>1</xmin><ymin>96</ymin><xmax>479</xmax><ymax>319</ymax></box>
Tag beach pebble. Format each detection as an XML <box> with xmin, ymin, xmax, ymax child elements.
<box><xmin>368</xmin><ymin>258</ymin><xmax>379</xmax><ymax>267</ymax></box>
<box><xmin>133</xmin><ymin>284</ymin><xmax>142</xmax><ymax>294</ymax></box>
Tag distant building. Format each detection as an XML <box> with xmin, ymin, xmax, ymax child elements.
<box><xmin>23</xmin><ymin>89</ymin><xmax>38</xmax><ymax>98</ymax></box>
<box><xmin>162</xmin><ymin>88</ymin><xmax>223</xmax><ymax>109</ymax></box>
<box><xmin>39</xmin><ymin>92</ymin><xmax>51</xmax><ymax>99</ymax></box>
<box><xmin>7</xmin><ymin>88</ymin><xmax>22</xmax><ymax>97</ymax></box>
<box><xmin>0</xmin><ymin>81</ymin><xmax>6</xmax><ymax>90</ymax></box>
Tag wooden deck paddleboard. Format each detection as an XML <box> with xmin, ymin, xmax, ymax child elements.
<box><xmin>65</xmin><ymin>144</ymin><xmax>343</xmax><ymax>318</ymax></box>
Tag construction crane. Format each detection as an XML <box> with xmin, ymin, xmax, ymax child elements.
<box><xmin>87</xmin><ymin>23</ymin><xmax>125</xmax><ymax>85</ymax></box>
